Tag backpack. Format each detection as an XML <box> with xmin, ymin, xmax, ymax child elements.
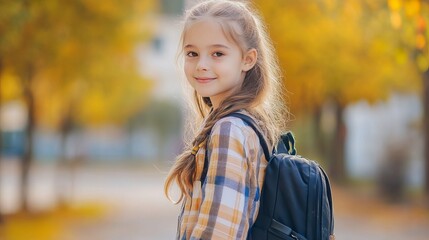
<box><xmin>202</xmin><ymin>112</ymin><xmax>335</xmax><ymax>240</ymax></box>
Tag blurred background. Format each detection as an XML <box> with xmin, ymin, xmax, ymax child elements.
<box><xmin>0</xmin><ymin>0</ymin><xmax>428</xmax><ymax>239</ymax></box>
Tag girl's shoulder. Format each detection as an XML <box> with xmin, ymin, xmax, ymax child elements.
<box><xmin>210</xmin><ymin>111</ymin><xmax>258</xmax><ymax>138</ymax></box>
<box><xmin>208</xmin><ymin>111</ymin><xmax>264</xmax><ymax>157</ymax></box>
<box><xmin>213</xmin><ymin>115</ymin><xmax>247</xmax><ymax>128</ymax></box>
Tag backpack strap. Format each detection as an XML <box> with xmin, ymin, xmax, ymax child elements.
<box><xmin>276</xmin><ymin>132</ymin><xmax>297</xmax><ymax>155</ymax></box>
<box><xmin>229</xmin><ymin>113</ymin><xmax>297</xmax><ymax>156</ymax></box>
<box><xmin>229</xmin><ymin>113</ymin><xmax>272</xmax><ymax>160</ymax></box>
<box><xmin>201</xmin><ymin>112</ymin><xmax>296</xmax><ymax>182</ymax></box>
<box><xmin>282</xmin><ymin>132</ymin><xmax>297</xmax><ymax>155</ymax></box>
<box><xmin>201</xmin><ymin>112</ymin><xmax>270</xmax><ymax>184</ymax></box>
<box><xmin>201</xmin><ymin>152</ymin><xmax>209</xmax><ymax>183</ymax></box>
<box><xmin>320</xmin><ymin>166</ymin><xmax>335</xmax><ymax>236</ymax></box>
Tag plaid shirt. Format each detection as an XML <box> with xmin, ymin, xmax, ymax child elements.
<box><xmin>177</xmin><ymin>115</ymin><xmax>268</xmax><ymax>240</ymax></box>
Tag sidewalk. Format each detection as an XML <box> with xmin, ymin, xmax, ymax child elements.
<box><xmin>2</xmin><ymin>162</ymin><xmax>429</xmax><ymax>239</ymax></box>
<box><xmin>66</xmin><ymin>165</ymin><xmax>429</xmax><ymax>240</ymax></box>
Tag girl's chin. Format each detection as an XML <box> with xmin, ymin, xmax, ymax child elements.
<box><xmin>197</xmin><ymin>93</ymin><xmax>213</xmax><ymax>98</ymax></box>
<box><xmin>194</xmin><ymin>90</ymin><xmax>214</xmax><ymax>98</ymax></box>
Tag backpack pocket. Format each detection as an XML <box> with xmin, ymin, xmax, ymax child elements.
<box><xmin>268</xmin><ymin>219</ymin><xmax>307</xmax><ymax>240</ymax></box>
<box><xmin>250</xmin><ymin>225</ymin><xmax>296</xmax><ymax>240</ymax></box>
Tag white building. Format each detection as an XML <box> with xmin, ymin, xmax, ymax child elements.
<box><xmin>344</xmin><ymin>94</ymin><xmax>424</xmax><ymax>188</ymax></box>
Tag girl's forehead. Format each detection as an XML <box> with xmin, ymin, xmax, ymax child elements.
<box><xmin>183</xmin><ymin>18</ymin><xmax>242</xmax><ymax>48</ymax></box>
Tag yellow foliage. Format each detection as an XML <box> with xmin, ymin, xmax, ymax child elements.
<box><xmin>0</xmin><ymin>70</ymin><xmax>22</xmax><ymax>101</ymax></box>
<box><xmin>388</xmin><ymin>0</ymin><xmax>402</xmax><ymax>11</ymax></box>
<box><xmin>78</xmin><ymin>90</ymin><xmax>108</xmax><ymax>125</ymax></box>
<box><xmin>417</xmin><ymin>54</ymin><xmax>429</xmax><ymax>72</ymax></box>
<box><xmin>390</xmin><ymin>11</ymin><xmax>402</xmax><ymax>29</ymax></box>
<box><xmin>83</xmin><ymin>0</ymin><xmax>119</xmax><ymax>16</ymax></box>
<box><xmin>0</xmin><ymin>0</ymin><xmax>156</xmax><ymax>128</ymax></box>
<box><xmin>416</xmin><ymin>33</ymin><xmax>426</xmax><ymax>49</ymax></box>
<box><xmin>3</xmin><ymin>213</ymin><xmax>62</xmax><ymax>240</ymax></box>
<box><xmin>404</xmin><ymin>0</ymin><xmax>420</xmax><ymax>17</ymax></box>
<box><xmin>1</xmin><ymin>203</ymin><xmax>107</xmax><ymax>240</ymax></box>
<box><xmin>256</xmin><ymin>0</ymin><xmax>422</xmax><ymax>115</ymax></box>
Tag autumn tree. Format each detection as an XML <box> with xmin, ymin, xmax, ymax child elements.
<box><xmin>386</xmin><ymin>0</ymin><xmax>429</xmax><ymax>195</ymax></box>
<box><xmin>256</xmin><ymin>0</ymin><xmax>420</xmax><ymax>181</ymax></box>
<box><xmin>0</xmin><ymin>0</ymin><xmax>154</xmax><ymax>212</ymax></box>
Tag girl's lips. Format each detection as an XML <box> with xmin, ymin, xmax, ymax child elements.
<box><xmin>195</xmin><ymin>77</ymin><xmax>216</xmax><ymax>83</ymax></box>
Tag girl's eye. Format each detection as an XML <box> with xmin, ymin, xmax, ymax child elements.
<box><xmin>213</xmin><ymin>52</ymin><xmax>224</xmax><ymax>57</ymax></box>
<box><xmin>186</xmin><ymin>51</ymin><xmax>198</xmax><ymax>57</ymax></box>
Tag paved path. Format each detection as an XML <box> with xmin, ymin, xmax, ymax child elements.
<box><xmin>2</xmin><ymin>162</ymin><xmax>429</xmax><ymax>239</ymax></box>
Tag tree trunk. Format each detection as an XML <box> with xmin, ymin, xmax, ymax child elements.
<box><xmin>57</xmin><ymin>107</ymin><xmax>74</xmax><ymax>207</ymax></box>
<box><xmin>313</xmin><ymin>105</ymin><xmax>326</xmax><ymax>162</ymax></box>
<box><xmin>20</xmin><ymin>64</ymin><xmax>35</xmax><ymax>212</ymax></box>
<box><xmin>329</xmin><ymin>99</ymin><xmax>346</xmax><ymax>182</ymax></box>
<box><xmin>423</xmin><ymin>69</ymin><xmax>429</xmax><ymax>197</ymax></box>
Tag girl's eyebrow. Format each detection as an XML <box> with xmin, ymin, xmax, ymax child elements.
<box><xmin>184</xmin><ymin>44</ymin><xmax>230</xmax><ymax>49</ymax></box>
<box><xmin>210</xmin><ymin>44</ymin><xmax>230</xmax><ymax>49</ymax></box>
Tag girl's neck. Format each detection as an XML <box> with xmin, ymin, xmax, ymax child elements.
<box><xmin>210</xmin><ymin>98</ymin><xmax>219</xmax><ymax>110</ymax></box>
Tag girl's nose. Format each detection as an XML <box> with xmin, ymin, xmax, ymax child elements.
<box><xmin>196</xmin><ymin>57</ymin><xmax>209</xmax><ymax>71</ymax></box>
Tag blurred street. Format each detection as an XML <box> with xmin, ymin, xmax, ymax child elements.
<box><xmin>2</xmin><ymin>161</ymin><xmax>429</xmax><ymax>240</ymax></box>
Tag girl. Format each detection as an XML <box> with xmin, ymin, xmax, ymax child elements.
<box><xmin>164</xmin><ymin>0</ymin><xmax>287</xmax><ymax>239</ymax></box>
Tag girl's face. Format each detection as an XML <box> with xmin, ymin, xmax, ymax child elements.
<box><xmin>183</xmin><ymin>19</ymin><xmax>254</xmax><ymax>109</ymax></box>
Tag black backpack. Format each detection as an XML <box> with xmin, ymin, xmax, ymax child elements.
<box><xmin>203</xmin><ymin>113</ymin><xmax>335</xmax><ymax>240</ymax></box>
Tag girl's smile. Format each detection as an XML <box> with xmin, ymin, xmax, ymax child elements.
<box><xmin>194</xmin><ymin>76</ymin><xmax>216</xmax><ymax>84</ymax></box>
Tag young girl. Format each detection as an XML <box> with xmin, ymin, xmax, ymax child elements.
<box><xmin>164</xmin><ymin>0</ymin><xmax>287</xmax><ymax>239</ymax></box>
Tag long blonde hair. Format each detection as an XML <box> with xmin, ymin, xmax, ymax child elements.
<box><xmin>164</xmin><ymin>0</ymin><xmax>288</xmax><ymax>203</ymax></box>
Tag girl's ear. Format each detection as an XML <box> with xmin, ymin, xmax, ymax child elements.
<box><xmin>242</xmin><ymin>48</ymin><xmax>257</xmax><ymax>72</ymax></box>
